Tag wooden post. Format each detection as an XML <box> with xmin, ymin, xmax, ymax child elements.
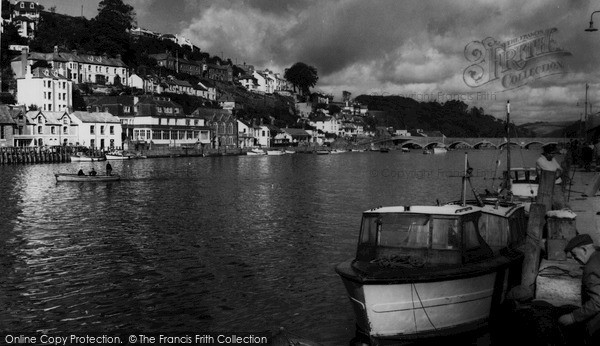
<box><xmin>519</xmin><ymin>203</ymin><xmax>546</xmax><ymax>299</ymax></box>
<box><xmin>537</xmin><ymin>170</ymin><xmax>556</xmax><ymax>211</ymax></box>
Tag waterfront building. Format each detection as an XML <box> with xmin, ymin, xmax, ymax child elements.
<box><xmin>70</xmin><ymin>111</ymin><xmax>123</xmax><ymax>149</ymax></box>
<box><xmin>254</xmin><ymin>124</ymin><xmax>271</xmax><ymax>148</ymax></box>
<box><xmin>237</xmin><ymin>119</ymin><xmax>255</xmax><ymax>148</ymax></box>
<box><xmin>16</xmin><ymin>66</ymin><xmax>73</xmax><ymax>112</ymax></box>
<box><xmin>192</xmin><ymin>108</ymin><xmax>238</xmax><ymax>149</ymax></box>
<box><xmin>88</xmin><ymin>95</ymin><xmax>211</xmax><ymax>149</ymax></box>
<box><xmin>0</xmin><ymin>105</ymin><xmax>18</xmax><ymax>147</ymax></box>
<box><xmin>11</xmin><ymin>47</ymin><xmax>129</xmax><ymax>86</ymax></box>
<box><xmin>23</xmin><ymin>110</ymin><xmax>78</xmax><ymax>147</ymax></box>
<box><xmin>273</xmin><ymin>127</ymin><xmax>311</xmax><ymax>146</ymax></box>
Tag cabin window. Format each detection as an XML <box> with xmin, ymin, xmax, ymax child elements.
<box><xmin>462</xmin><ymin>219</ymin><xmax>493</xmax><ymax>263</ymax></box>
<box><xmin>432</xmin><ymin>218</ymin><xmax>460</xmax><ymax>250</ymax></box>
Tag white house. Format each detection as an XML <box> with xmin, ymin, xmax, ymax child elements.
<box><xmin>24</xmin><ymin>110</ymin><xmax>78</xmax><ymax>147</ymax></box>
<box><xmin>17</xmin><ymin>67</ymin><xmax>73</xmax><ymax>112</ymax></box>
<box><xmin>70</xmin><ymin>111</ymin><xmax>123</xmax><ymax>149</ymax></box>
<box><xmin>254</xmin><ymin>125</ymin><xmax>271</xmax><ymax>147</ymax></box>
<box><xmin>309</xmin><ymin>115</ymin><xmax>339</xmax><ymax>135</ymax></box>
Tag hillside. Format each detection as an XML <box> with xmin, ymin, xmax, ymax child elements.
<box><xmin>518</xmin><ymin>121</ymin><xmax>579</xmax><ymax>137</ymax></box>
<box><xmin>354</xmin><ymin>95</ymin><xmax>536</xmax><ymax>138</ymax></box>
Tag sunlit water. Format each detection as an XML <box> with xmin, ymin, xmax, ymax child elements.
<box><xmin>0</xmin><ymin>149</ymin><xmax>540</xmax><ymax>344</ymax></box>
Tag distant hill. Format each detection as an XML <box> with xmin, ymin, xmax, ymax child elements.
<box><xmin>517</xmin><ymin>121</ymin><xmax>580</xmax><ymax>137</ymax></box>
<box><xmin>354</xmin><ymin>95</ymin><xmax>536</xmax><ymax>138</ymax></box>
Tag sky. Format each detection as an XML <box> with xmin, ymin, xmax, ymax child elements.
<box><xmin>32</xmin><ymin>0</ymin><xmax>600</xmax><ymax>125</ymax></box>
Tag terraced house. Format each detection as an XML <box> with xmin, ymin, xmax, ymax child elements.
<box><xmin>12</xmin><ymin>47</ymin><xmax>129</xmax><ymax>86</ymax></box>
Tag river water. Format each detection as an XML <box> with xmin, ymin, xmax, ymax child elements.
<box><xmin>0</xmin><ymin>148</ymin><xmax>540</xmax><ymax>345</ymax></box>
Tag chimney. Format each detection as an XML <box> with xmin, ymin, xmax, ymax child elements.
<box><xmin>54</xmin><ymin>46</ymin><xmax>58</xmax><ymax>54</ymax></box>
<box><xmin>21</xmin><ymin>48</ymin><xmax>28</xmax><ymax>77</ymax></box>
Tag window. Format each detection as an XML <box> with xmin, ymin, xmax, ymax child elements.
<box><xmin>38</xmin><ymin>126</ymin><xmax>42</xmax><ymax>134</ymax></box>
<box><xmin>228</xmin><ymin>123</ymin><xmax>234</xmax><ymax>134</ymax></box>
<box><xmin>51</xmin><ymin>127</ymin><xmax>56</xmax><ymax>134</ymax></box>
<box><xmin>109</xmin><ymin>126</ymin><xmax>114</xmax><ymax>135</ymax></box>
<box><xmin>90</xmin><ymin>125</ymin><xmax>95</xmax><ymax>134</ymax></box>
<box><xmin>38</xmin><ymin>117</ymin><xmax>42</xmax><ymax>124</ymax></box>
<box><xmin>186</xmin><ymin>119</ymin><xmax>190</xmax><ymax>126</ymax></box>
<box><xmin>0</xmin><ymin>126</ymin><xmax>4</xmax><ymax>139</ymax></box>
<box><xmin>100</xmin><ymin>126</ymin><xmax>105</xmax><ymax>135</ymax></box>
<box><xmin>63</xmin><ymin>126</ymin><xmax>68</xmax><ymax>135</ymax></box>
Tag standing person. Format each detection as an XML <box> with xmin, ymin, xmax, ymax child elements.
<box><xmin>583</xmin><ymin>142</ymin><xmax>594</xmax><ymax>172</ymax></box>
<box><xmin>558</xmin><ymin>234</ymin><xmax>600</xmax><ymax>344</ymax></box>
<box><xmin>536</xmin><ymin>146</ymin><xmax>563</xmax><ymax>183</ymax></box>
<box><xmin>106</xmin><ymin>162</ymin><xmax>113</xmax><ymax>176</ymax></box>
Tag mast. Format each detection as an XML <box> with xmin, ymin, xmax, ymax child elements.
<box><xmin>506</xmin><ymin>100</ymin><xmax>511</xmax><ymax>191</ymax></box>
<box><xmin>462</xmin><ymin>152</ymin><xmax>468</xmax><ymax>206</ymax></box>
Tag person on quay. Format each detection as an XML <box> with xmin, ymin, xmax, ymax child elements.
<box><xmin>558</xmin><ymin>234</ymin><xmax>600</xmax><ymax>344</ymax></box>
<box><xmin>89</xmin><ymin>168</ymin><xmax>97</xmax><ymax>176</ymax></box>
<box><xmin>536</xmin><ymin>145</ymin><xmax>563</xmax><ymax>181</ymax></box>
<box><xmin>106</xmin><ymin>162</ymin><xmax>113</xmax><ymax>176</ymax></box>
<box><xmin>77</xmin><ymin>169</ymin><xmax>85</xmax><ymax>176</ymax></box>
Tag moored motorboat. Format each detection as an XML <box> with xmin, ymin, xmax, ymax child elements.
<box><xmin>247</xmin><ymin>148</ymin><xmax>266</xmax><ymax>156</ymax></box>
<box><xmin>70</xmin><ymin>154</ymin><xmax>106</xmax><ymax>162</ymax></box>
<box><xmin>316</xmin><ymin>149</ymin><xmax>330</xmax><ymax>155</ymax></box>
<box><xmin>55</xmin><ymin>173</ymin><xmax>120</xmax><ymax>182</ymax></box>
<box><xmin>335</xmin><ymin>202</ymin><xmax>526</xmax><ymax>343</ymax></box>
<box><xmin>266</xmin><ymin>149</ymin><xmax>286</xmax><ymax>156</ymax></box>
<box><xmin>105</xmin><ymin>154</ymin><xmax>131</xmax><ymax>160</ymax></box>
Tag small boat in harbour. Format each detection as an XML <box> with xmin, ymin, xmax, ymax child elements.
<box><xmin>55</xmin><ymin>173</ymin><xmax>121</xmax><ymax>182</ymax></box>
<box><xmin>247</xmin><ymin>148</ymin><xmax>266</xmax><ymax>156</ymax></box>
<box><xmin>105</xmin><ymin>154</ymin><xmax>131</xmax><ymax>160</ymax></box>
<box><xmin>316</xmin><ymin>149</ymin><xmax>330</xmax><ymax>155</ymax></box>
<box><xmin>266</xmin><ymin>149</ymin><xmax>286</xmax><ymax>156</ymax></box>
<box><xmin>70</xmin><ymin>154</ymin><xmax>106</xmax><ymax>162</ymax></box>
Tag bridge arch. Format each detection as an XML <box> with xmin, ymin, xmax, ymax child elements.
<box><xmin>448</xmin><ymin>141</ymin><xmax>473</xmax><ymax>149</ymax></box>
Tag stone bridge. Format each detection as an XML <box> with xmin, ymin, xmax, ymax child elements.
<box><xmin>360</xmin><ymin>136</ymin><xmax>567</xmax><ymax>149</ymax></box>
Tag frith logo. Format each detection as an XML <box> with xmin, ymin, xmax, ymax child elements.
<box><xmin>463</xmin><ymin>28</ymin><xmax>572</xmax><ymax>90</ymax></box>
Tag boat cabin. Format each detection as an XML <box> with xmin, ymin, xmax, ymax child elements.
<box><xmin>504</xmin><ymin>168</ymin><xmax>538</xmax><ymax>200</ymax></box>
<box><xmin>355</xmin><ymin>205</ymin><xmax>526</xmax><ymax>268</ymax></box>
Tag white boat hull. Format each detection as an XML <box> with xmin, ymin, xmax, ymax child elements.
<box><xmin>106</xmin><ymin>154</ymin><xmax>131</xmax><ymax>160</ymax></box>
<box><xmin>70</xmin><ymin>155</ymin><xmax>106</xmax><ymax>162</ymax></box>
<box><xmin>266</xmin><ymin>150</ymin><xmax>285</xmax><ymax>156</ymax></box>
<box><xmin>339</xmin><ymin>268</ymin><xmax>509</xmax><ymax>340</ymax></box>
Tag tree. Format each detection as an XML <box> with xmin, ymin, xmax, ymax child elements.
<box><xmin>91</xmin><ymin>0</ymin><xmax>135</xmax><ymax>57</ymax></box>
<box><xmin>284</xmin><ymin>62</ymin><xmax>318</xmax><ymax>96</ymax></box>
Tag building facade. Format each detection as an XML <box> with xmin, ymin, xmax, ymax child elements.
<box><xmin>71</xmin><ymin>111</ymin><xmax>123</xmax><ymax>149</ymax></box>
<box><xmin>17</xmin><ymin>67</ymin><xmax>73</xmax><ymax>112</ymax></box>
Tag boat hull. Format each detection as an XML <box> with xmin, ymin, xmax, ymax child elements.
<box><xmin>70</xmin><ymin>156</ymin><xmax>106</xmax><ymax>162</ymax></box>
<box><xmin>336</xmin><ymin>254</ymin><xmax>520</xmax><ymax>341</ymax></box>
<box><xmin>105</xmin><ymin>154</ymin><xmax>131</xmax><ymax>160</ymax></box>
<box><xmin>266</xmin><ymin>150</ymin><xmax>285</xmax><ymax>156</ymax></box>
<box><xmin>55</xmin><ymin>174</ymin><xmax>120</xmax><ymax>182</ymax></box>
